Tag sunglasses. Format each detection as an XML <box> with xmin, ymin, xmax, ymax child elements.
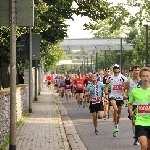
<box><xmin>113</xmin><ymin>67</ymin><xmax>119</xmax><ymax>69</ymax></box>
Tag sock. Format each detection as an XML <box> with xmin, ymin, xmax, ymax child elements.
<box><xmin>115</xmin><ymin>124</ymin><xmax>118</xmax><ymax>128</ymax></box>
<box><xmin>132</xmin><ymin>126</ymin><xmax>135</xmax><ymax>135</ymax></box>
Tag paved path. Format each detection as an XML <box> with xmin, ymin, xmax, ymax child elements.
<box><xmin>5</xmin><ymin>87</ymin><xmax>141</xmax><ymax>150</ymax></box>
<box><xmin>8</xmin><ymin>87</ymin><xmax>69</xmax><ymax>150</ymax></box>
<box><xmin>58</xmin><ymin>95</ymin><xmax>140</xmax><ymax>150</ymax></box>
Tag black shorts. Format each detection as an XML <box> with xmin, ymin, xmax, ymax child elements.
<box><xmin>89</xmin><ymin>102</ymin><xmax>104</xmax><ymax>113</ymax></box>
<box><xmin>128</xmin><ymin>105</ymin><xmax>137</xmax><ymax>120</ymax></box>
<box><xmin>76</xmin><ymin>90</ymin><xmax>84</xmax><ymax>93</ymax></box>
<box><xmin>109</xmin><ymin>97</ymin><xmax>124</xmax><ymax>106</ymax></box>
<box><xmin>136</xmin><ymin>125</ymin><xmax>150</xmax><ymax>139</ymax></box>
<box><xmin>54</xmin><ymin>84</ymin><xmax>58</xmax><ymax>87</ymax></box>
<box><xmin>48</xmin><ymin>82</ymin><xmax>51</xmax><ymax>85</ymax></box>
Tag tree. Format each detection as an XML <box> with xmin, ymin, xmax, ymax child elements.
<box><xmin>0</xmin><ymin>0</ymin><xmax>124</xmax><ymax>88</ymax></box>
<box><xmin>41</xmin><ymin>43</ymin><xmax>63</xmax><ymax>70</ymax></box>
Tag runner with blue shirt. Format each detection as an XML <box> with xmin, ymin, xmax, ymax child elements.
<box><xmin>85</xmin><ymin>72</ymin><xmax>104</xmax><ymax>135</ymax></box>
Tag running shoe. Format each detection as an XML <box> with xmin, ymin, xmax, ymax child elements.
<box><xmin>86</xmin><ymin>101</ymin><xmax>89</xmax><ymax>107</ymax></box>
<box><xmin>133</xmin><ymin>139</ymin><xmax>140</xmax><ymax>145</ymax></box>
<box><xmin>103</xmin><ymin>115</ymin><xmax>107</xmax><ymax>120</ymax></box>
<box><xmin>113</xmin><ymin>126</ymin><xmax>119</xmax><ymax>137</ymax></box>
<box><xmin>80</xmin><ymin>100</ymin><xmax>82</xmax><ymax>105</ymax></box>
<box><xmin>95</xmin><ymin>129</ymin><xmax>98</xmax><ymax>135</ymax></box>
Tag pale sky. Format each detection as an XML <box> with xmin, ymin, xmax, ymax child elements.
<box><xmin>65</xmin><ymin>0</ymin><xmax>139</xmax><ymax>39</ymax></box>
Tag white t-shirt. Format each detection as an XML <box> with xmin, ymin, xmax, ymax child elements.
<box><xmin>128</xmin><ymin>79</ymin><xmax>139</xmax><ymax>105</ymax></box>
<box><xmin>106</xmin><ymin>74</ymin><xmax>127</xmax><ymax>100</ymax></box>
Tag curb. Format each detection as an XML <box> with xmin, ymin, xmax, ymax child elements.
<box><xmin>53</xmin><ymin>93</ymin><xmax>87</xmax><ymax>150</ymax></box>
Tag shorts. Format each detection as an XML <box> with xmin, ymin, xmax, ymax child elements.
<box><xmin>76</xmin><ymin>90</ymin><xmax>84</xmax><ymax>93</ymax></box>
<box><xmin>136</xmin><ymin>125</ymin><xmax>150</xmax><ymax>139</ymax></box>
<box><xmin>48</xmin><ymin>82</ymin><xmax>51</xmax><ymax>85</ymax></box>
<box><xmin>132</xmin><ymin>105</ymin><xmax>137</xmax><ymax>111</ymax></box>
<box><xmin>66</xmin><ymin>88</ymin><xmax>71</xmax><ymax>91</ymax></box>
<box><xmin>128</xmin><ymin>105</ymin><xmax>137</xmax><ymax>120</ymax></box>
<box><xmin>89</xmin><ymin>102</ymin><xmax>104</xmax><ymax>113</ymax></box>
<box><xmin>109</xmin><ymin>97</ymin><xmax>124</xmax><ymax>106</ymax></box>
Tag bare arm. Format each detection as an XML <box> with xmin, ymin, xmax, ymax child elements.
<box><xmin>128</xmin><ymin>103</ymin><xmax>133</xmax><ymax>118</ymax></box>
<box><xmin>104</xmin><ymin>84</ymin><xmax>109</xmax><ymax>99</ymax></box>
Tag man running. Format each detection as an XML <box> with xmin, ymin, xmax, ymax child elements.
<box><xmin>123</xmin><ymin>65</ymin><xmax>141</xmax><ymax>145</ymax></box>
<box><xmin>85</xmin><ymin>72</ymin><xmax>104</xmax><ymax>135</ymax></box>
<box><xmin>105</xmin><ymin>64</ymin><xmax>127</xmax><ymax>137</ymax></box>
<box><xmin>74</xmin><ymin>72</ymin><xmax>85</xmax><ymax>110</ymax></box>
<box><xmin>59</xmin><ymin>76</ymin><xmax>65</xmax><ymax>98</ymax></box>
<box><xmin>128</xmin><ymin>67</ymin><xmax>150</xmax><ymax>150</ymax></box>
<box><xmin>64</xmin><ymin>74</ymin><xmax>72</xmax><ymax>103</ymax></box>
<box><xmin>103</xmin><ymin>68</ymin><xmax>110</xmax><ymax>120</ymax></box>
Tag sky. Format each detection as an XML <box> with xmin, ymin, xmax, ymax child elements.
<box><xmin>65</xmin><ymin>0</ymin><xmax>139</xmax><ymax>39</ymax></box>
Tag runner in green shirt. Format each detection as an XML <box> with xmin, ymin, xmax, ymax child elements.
<box><xmin>128</xmin><ymin>67</ymin><xmax>150</xmax><ymax>150</ymax></box>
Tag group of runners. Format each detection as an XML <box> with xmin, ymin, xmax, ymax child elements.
<box><xmin>45</xmin><ymin>64</ymin><xmax>150</xmax><ymax>150</ymax></box>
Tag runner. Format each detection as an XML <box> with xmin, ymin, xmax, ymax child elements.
<box><xmin>128</xmin><ymin>67</ymin><xmax>150</xmax><ymax>150</ymax></box>
<box><xmin>46</xmin><ymin>73</ymin><xmax>53</xmax><ymax>93</ymax></box>
<box><xmin>85</xmin><ymin>72</ymin><xmax>104</xmax><ymax>135</ymax></box>
<box><xmin>123</xmin><ymin>65</ymin><xmax>141</xmax><ymax>145</ymax></box>
<box><xmin>64</xmin><ymin>74</ymin><xmax>72</xmax><ymax>103</ymax></box>
<box><xmin>128</xmin><ymin>69</ymin><xmax>133</xmax><ymax>79</ymax></box>
<box><xmin>105</xmin><ymin>64</ymin><xmax>128</xmax><ymax>137</ymax></box>
<box><xmin>83</xmin><ymin>73</ymin><xmax>92</xmax><ymax>108</ymax></box>
<box><xmin>103</xmin><ymin>68</ymin><xmax>110</xmax><ymax>120</ymax></box>
<box><xmin>74</xmin><ymin>72</ymin><xmax>85</xmax><ymax>110</ymax></box>
<box><xmin>58</xmin><ymin>76</ymin><xmax>65</xmax><ymax>98</ymax></box>
<box><xmin>138</xmin><ymin>64</ymin><xmax>150</xmax><ymax>86</ymax></box>
<box><xmin>72</xmin><ymin>74</ymin><xmax>77</xmax><ymax>97</ymax></box>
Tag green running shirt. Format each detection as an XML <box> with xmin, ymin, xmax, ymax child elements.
<box><xmin>129</xmin><ymin>87</ymin><xmax>150</xmax><ymax>126</ymax></box>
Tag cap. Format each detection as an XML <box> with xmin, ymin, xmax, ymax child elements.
<box><xmin>113</xmin><ymin>64</ymin><xmax>120</xmax><ymax>69</ymax></box>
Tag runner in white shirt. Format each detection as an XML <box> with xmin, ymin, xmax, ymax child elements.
<box><xmin>105</xmin><ymin>64</ymin><xmax>128</xmax><ymax>137</ymax></box>
<box><xmin>123</xmin><ymin>65</ymin><xmax>141</xmax><ymax>145</ymax></box>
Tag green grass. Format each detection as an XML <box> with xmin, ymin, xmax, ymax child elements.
<box><xmin>0</xmin><ymin>134</ymin><xmax>9</xmax><ymax>150</ymax></box>
<box><xmin>0</xmin><ymin>109</ymin><xmax>29</xmax><ymax>150</ymax></box>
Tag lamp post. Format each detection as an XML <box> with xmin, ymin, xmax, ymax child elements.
<box><xmin>120</xmin><ymin>38</ymin><xmax>123</xmax><ymax>73</ymax></box>
<box><xmin>145</xmin><ymin>25</ymin><xmax>149</xmax><ymax>65</ymax></box>
<box><xmin>144</xmin><ymin>22</ymin><xmax>150</xmax><ymax>66</ymax></box>
<box><xmin>104</xmin><ymin>50</ymin><xmax>106</xmax><ymax>69</ymax></box>
<box><xmin>87</xmin><ymin>57</ymin><xmax>88</xmax><ymax>72</ymax></box>
<box><xmin>95</xmin><ymin>51</ymin><xmax>98</xmax><ymax>72</ymax></box>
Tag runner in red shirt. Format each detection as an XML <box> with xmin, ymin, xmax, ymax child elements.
<box><xmin>74</xmin><ymin>72</ymin><xmax>85</xmax><ymax>110</ymax></box>
<box><xmin>46</xmin><ymin>74</ymin><xmax>53</xmax><ymax>92</ymax></box>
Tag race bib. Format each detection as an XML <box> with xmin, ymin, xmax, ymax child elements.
<box><xmin>91</xmin><ymin>97</ymin><xmax>101</xmax><ymax>104</ymax></box>
<box><xmin>138</xmin><ymin>104</ymin><xmax>150</xmax><ymax>114</ymax></box>
<box><xmin>76</xmin><ymin>83</ymin><xmax>83</xmax><ymax>89</ymax></box>
<box><xmin>66</xmin><ymin>85</ymin><xmax>70</xmax><ymax>88</ymax></box>
<box><xmin>112</xmin><ymin>85</ymin><xmax>122</xmax><ymax>91</ymax></box>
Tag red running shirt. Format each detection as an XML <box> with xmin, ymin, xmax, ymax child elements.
<box><xmin>74</xmin><ymin>78</ymin><xmax>85</xmax><ymax>90</ymax></box>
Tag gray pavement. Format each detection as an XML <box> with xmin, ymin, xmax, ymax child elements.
<box><xmin>8</xmin><ymin>87</ymin><xmax>69</xmax><ymax>150</ymax></box>
<box><xmin>57</xmin><ymin>94</ymin><xmax>141</xmax><ymax>150</ymax></box>
<box><xmin>6</xmin><ymin>86</ymin><xmax>141</xmax><ymax>150</ymax></box>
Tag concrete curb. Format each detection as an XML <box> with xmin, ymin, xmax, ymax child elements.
<box><xmin>53</xmin><ymin>93</ymin><xmax>87</xmax><ymax>150</ymax></box>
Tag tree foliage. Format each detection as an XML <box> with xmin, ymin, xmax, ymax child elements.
<box><xmin>83</xmin><ymin>0</ymin><xmax>150</xmax><ymax>71</ymax></box>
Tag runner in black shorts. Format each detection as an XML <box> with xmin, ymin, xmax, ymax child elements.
<box><xmin>85</xmin><ymin>73</ymin><xmax>104</xmax><ymax>135</ymax></box>
<box><xmin>105</xmin><ymin>64</ymin><xmax>127</xmax><ymax>137</ymax></box>
<box><xmin>74</xmin><ymin>72</ymin><xmax>85</xmax><ymax>110</ymax></box>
